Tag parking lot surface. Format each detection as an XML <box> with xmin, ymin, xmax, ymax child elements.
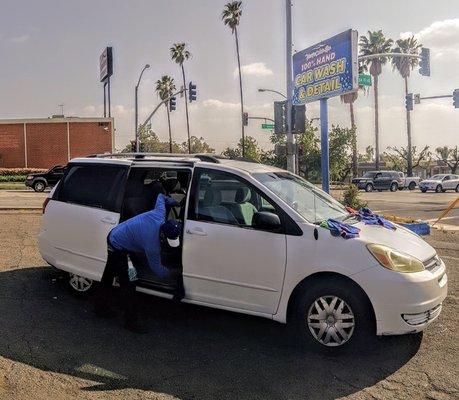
<box><xmin>0</xmin><ymin>209</ymin><xmax>457</xmax><ymax>400</ymax></box>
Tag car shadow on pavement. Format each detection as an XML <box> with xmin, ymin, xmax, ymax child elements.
<box><xmin>0</xmin><ymin>267</ymin><xmax>422</xmax><ymax>400</ymax></box>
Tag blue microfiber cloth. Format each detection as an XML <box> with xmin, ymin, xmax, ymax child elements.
<box><xmin>358</xmin><ymin>208</ymin><xmax>396</xmax><ymax>230</ymax></box>
<box><xmin>323</xmin><ymin>219</ymin><xmax>361</xmax><ymax>239</ymax></box>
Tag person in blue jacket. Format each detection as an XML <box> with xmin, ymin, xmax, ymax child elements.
<box><xmin>94</xmin><ymin>193</ymin><xmax>181</xmax><ymax>333</ymax></box>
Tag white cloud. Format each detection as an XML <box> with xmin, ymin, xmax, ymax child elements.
<box><xmin>10</xmin><ymin>34</ymin><xmax>30</xmax><ymax>43</ymax></box>
<box><xmin>202</xmin><ymin>99</ymin><xmax>240</xmax><ymax>109</ymax></box>
<box><xmin>234</xmin><ymin>62</ymin><xmax>274</xmax><ymax>77</ymax></box>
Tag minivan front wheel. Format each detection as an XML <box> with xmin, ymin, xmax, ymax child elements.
<box><xmin>68</xmin><ymin>273</ymin><xmax>94</xmax><ymax>297</ymax></box>
<box><xmin>292</xmin><ymin>277</ymin><xmax>374</xmax><ymax>351</ymax></box>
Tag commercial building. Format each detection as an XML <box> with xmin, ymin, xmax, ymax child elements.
<box><xmin>0</xmin><ymin>117</ymin><xmax>114</xmax><ymax>169</ymax></box>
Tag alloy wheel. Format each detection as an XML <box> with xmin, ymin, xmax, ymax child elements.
<box><xmin>69</xmin><ymin>273</ymin><xmax>93</xmax><ymax>292</ymax></box>
<box><xmin>307</xmin><ymin>295</ymin><xmax>355</xmax><ymax>347</ymax></box>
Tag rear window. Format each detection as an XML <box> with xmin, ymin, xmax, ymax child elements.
<box><xmin>56</xmin><ymin>164</ymin><xmax>128</xmax><ymax>212</ymax></box>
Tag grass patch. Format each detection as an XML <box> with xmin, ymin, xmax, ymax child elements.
<box><xmin>0</xmin><ymin>182</ymin><xmax>26</xmax><ymax>190</ymax></box>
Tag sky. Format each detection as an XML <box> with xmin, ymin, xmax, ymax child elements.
<box><xmin>0</xmin><ymin>0</ymin><xmax>458</xmax><ymax>153</ymax></box>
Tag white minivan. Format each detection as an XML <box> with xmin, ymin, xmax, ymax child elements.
<box><xmin>38</xmin><ymin>154</ymin><xmax>447</xmax><ymax>349</ymax></box>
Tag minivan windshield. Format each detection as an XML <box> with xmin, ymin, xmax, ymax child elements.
<box><xmin>252</xmin><ymin>172</ymin><xmax>349</xmax><ymax>223</ymax></box>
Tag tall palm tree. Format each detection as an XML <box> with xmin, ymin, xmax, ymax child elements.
<box><xmin>170</xmin><ymin>43</ymin><xmax>192</xmax><ymax>153</ymax></box>
<box><xmin>392</xmin><ymin>36</ymin><xmax>422</xmax><ymax>176</ymax></box>
<box><xmin>222</xmin><ymin>1</ymin><xmax>245</xmax><ymax>157</ymax></box>
<box><xmin>155</xmin><ymin>75</ymin><xmax>176</xmax><ymax>153</ymax></box>
<box><xmin>359</xmin><ymin>30</ymin><xmax>394</xmax><ymax>170</ymax></box>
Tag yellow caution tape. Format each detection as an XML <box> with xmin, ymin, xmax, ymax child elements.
<box><xmin>432</xmin><ymin>196</ymin><xmax>459</xmax><ymax>226</ymax></box>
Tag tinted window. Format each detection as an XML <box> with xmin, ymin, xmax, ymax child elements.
<box><xmin>363</xmin><ymin>172</ymin><xmax>376</xmax><ymax>178</ymax></box>
<box><xmin>56</xmin><ymin>164</ymin><xmax>128</xmax><ymax>211</ymax></box>
<box><xmin>189</xmin><ymin>168</ymin><xmax>281</xmax><ymax>230</ymax></box>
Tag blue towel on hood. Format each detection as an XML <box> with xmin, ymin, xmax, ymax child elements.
<box><xmin>325</xmin><ymin>219</ymin><xmax>361</xmax><ymax>239</ymax></box>
<box><xmin>358</xmin><ymin>208</ymin><xmax>396</xmax><ymax>230</ymax></box>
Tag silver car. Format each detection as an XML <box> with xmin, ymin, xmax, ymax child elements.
<box><xmin>419</xmin><ymin>174</ymin><xmax>459</xmax><ymax>193</ymax></box>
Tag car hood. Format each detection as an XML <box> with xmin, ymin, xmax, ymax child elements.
<box><xmin>420</xmin><ymin>179</ymin><xmax>439</xmax><ymax>184</ymax></box>
<box><xmin>356</xmin><ymin>221</ymin><xmax>435</xmax><ymax>262</ymax></box>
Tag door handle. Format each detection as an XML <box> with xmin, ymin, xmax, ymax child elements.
<box><xmin>100</xmin><ymin>217</ymin><xmax>117</xmax><ymax>225</ymax></box>
<box><xmin>186</xmin><ymin>227</ymin><xmax>207</xmax><ymax>236</ymax></box>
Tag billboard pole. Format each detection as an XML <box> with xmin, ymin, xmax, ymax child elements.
<box><xmin>285</xmin><ymin>0</ymin><xmax>295</xmax><ymax>173</ymax></box>
<box><xmin>320</xmin><ymin>98</ymin><xmax>330</xmax><ymax>193</ymax></box>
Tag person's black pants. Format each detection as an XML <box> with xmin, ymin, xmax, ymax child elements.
<box><xmin>94</xmin><ymin>239</ymin><xmax>138</xmax><ymax>322</ymax></box>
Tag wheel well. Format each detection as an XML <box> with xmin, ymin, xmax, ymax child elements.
<box><xmin>33</xmin><ymin>178</ymin><xmax>47</xmax><ymax>184</ymax></box>
<box><xmin>286</xmin><ymin>271</ymin><xmax>376</xmax><ymax>326</ymax></box>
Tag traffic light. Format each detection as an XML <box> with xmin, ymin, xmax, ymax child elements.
<box><xmin>405</xmin><ymin>93</ymin><xmax>414</xmax><ymax>111</ymax></box>
<box><xmin>169</xmin><ymin>96</ymin><xmax>177</xmax><ymax>111</ymax></box>
<box><xmin>242</xmin><ymin>112</ymin><xmax>249</xmax><ymax>126</ymax></box>
<box><xmin>419</xmin><ymin>48</ymin><xmax>430</xmax><ymax>77</ymax></box>
<box><xmin>188</xmin><ymin>82</ymin><xmax>197</xmax><ymax>102</ymax></box>
<box><xmin>454</xmin><ymin>89</ymin><xmax>459</xmax><ymax>108</ymax></box>
<box><xmin>274</xmin><ymin>101</ymin><xmax>287</xmax><ymax>134</ymax></box>
<box><xmin>292</xmin><ymin>104</ymin><xmax>306</xmax><ymax>133</ymax></box>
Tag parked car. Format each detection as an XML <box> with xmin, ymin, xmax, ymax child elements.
<box><xmin>352</xmin><ymin>170</ymin><xmax>402</xmax><ymax>192</ymax></box>
<box><xmin>419</xmin><ymin>174</ymin><xmax>459</xmax><ymax>193</ymax></box>
<box><xmin>25</xmin><ymin>165</ymin><xmax>66</xmax><ymax>192</ymax></box>
<box><xmin>396</xmin><ymin>172</ymin><xmax>421</xmax><ymax>190</ymax></box>
<box><xmin>38</xmin><ymin>154</ymin><xmax>447</xmax><ymax>350</ymax></box>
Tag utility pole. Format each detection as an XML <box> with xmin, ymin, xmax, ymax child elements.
<box><xmin>285</xmin><ymin>0</ymin><xmax>295</xmax><ymax>173</ymax></box>
<box><xmin>134</xmin><ymin>64</ymin><xmax>150</xmax><ymax>152</ymax></box>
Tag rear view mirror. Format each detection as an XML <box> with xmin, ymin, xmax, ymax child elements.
<box><xmin>252</xmin><ymin>211</ymin><xmax>281</xmax><ymax>231</ymax></box>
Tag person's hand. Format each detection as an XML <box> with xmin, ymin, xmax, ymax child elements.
<box><xmin>165</xmin><ymin>196</ymin><xmax>179</xmax><ymax>207</ymax></box>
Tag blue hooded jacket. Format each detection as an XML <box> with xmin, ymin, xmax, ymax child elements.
<box><xmin>109</xmin><ymin>194</ymin><xmax>179</xmax><ymax>277</ymax></box>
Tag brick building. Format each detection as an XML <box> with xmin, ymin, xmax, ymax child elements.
<box><xmin>0</xmin><ymin>117</ymin><xmax>114</xmax><ymax>168</ymax></box>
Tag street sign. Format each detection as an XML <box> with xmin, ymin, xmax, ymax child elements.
<box><xmin>358</xmin><ymin>74</ymin><xmax>372</xmax><ymax>86</ymax></box>
<box><xmin>262</xmin><ymin>123</ymin><xmax>275</xmax><ymax>130</ymax></box>
<box><xmin>293</xmin><ymin>29</ymin><xmax>358</xmax><ymax>104</ymax></box>
<box><xmin>99</xmin><ymin>47</ymin><xmax>113</xmax><ymax>82</ymax></box>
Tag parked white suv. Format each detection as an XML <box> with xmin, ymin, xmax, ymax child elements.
<box><xmin>38</xmin><ymin>154</ymin><xmax>447</xmax><ymax>349</ymax></box>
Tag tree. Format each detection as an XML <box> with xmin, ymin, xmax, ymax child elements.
<box><xmin>391</xmin><ymin>36</ymin><xmax>422</xmax><ymax>176</ymax></box>
<box><xmin>222</xmin><ymin>1</ymin><xmax>246</xmax><ymax>157</ymax></box>
<box><xmin>435</xmin><ymin>146</ymin><xmax>459</xmax><ymax>174</ymax></box>
<box><xmin>384</xmin><ymin>145</ymin><xmax>431</xmax><ymax>173</ymax></box>
<box><xmin>328</xmin><ymin>126</ymin><xmax>355</xmax><ymax>182</ymax></box>
<box><xmin>182</xmin><ymin>136</ymin><xmax>215</xmax><ymax>154</ymax></box>
<box><xmin>359</xmin><ymin>30</ymin><xmax>394</xmax><ymax>170</ymax></box>
<box><xmin>155</xmin><ymin>75</ymin><xmax>176</xmax><ymax>153</ymax></box>
<box><xmin>358</xmin><ymin>145</ymin><xmax>375</xmax><ymax>163</ymax></box>
<box><xmin>170</xmin><ymin>43</ymin><xmax>192</xmax><ymax>153</ymax></box>
<box><xmin>222</xmin><ymin>136</ymin><xmax>263</xmax><ymax>162</ymax></box>
<box><xmin>122</xmin><ymin>123</ymin><xmax>181</xmax><ymax>153</ymax></box>
<box><xmin>296</xmin><ymin>122</ymin><xmax>321</xmax><ymax>180</ymax></box>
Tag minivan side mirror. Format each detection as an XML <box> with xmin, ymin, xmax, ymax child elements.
<box><xmin>252</xmin><ymin>211</ymin><xmax>282</xmax><ymax>231</ymax></box>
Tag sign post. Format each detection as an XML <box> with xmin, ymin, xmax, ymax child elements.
<box><xmin>293</xmin><ymin>29</ymin><xmax>358</xmax><ymax>192</ymax></box>
<box><xmin>100</xmin><ymin>47</ymin><xmax>113</xmax><ymax>118</ymax></box>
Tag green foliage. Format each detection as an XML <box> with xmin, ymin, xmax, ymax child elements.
<box><xmin>221</xmin><ymin>1</ymin><xmax>242</xmax><ymax>33</ymax></box>
<box><xmin>391</xmin><ymin>37</ymin><xmax>422</xmax><ymax>79</ymax></box>
<box><xmin>0</xmin><ymin>168</ymin><xmax>46</xmax><ymax>176</ymax></box>
<box><xmin>155</xmin><ymin>75</ymin><xmax>175</xmax><ymax>102</ymax></box>
<box><xmin>0</xmin><ymin>175</ymin><xmax>27</xmax><ymax>182</ymax></box>
<box><xmin>222</xmin><ymin>136</ymin><xmax>263</xmax><ymax>162</ymax></box>
<box><xmin>170</xmin><ymin>43</ymin><xmax>191</xmax><ymax>66</ymax></box>
<box><xmin>342</xmin><ymin>184</ymin><xmax>367</xmax><ymax>210</ymax></box>
<box><xmin>435</xmin><ymin>146</ymin><xmax>459</xmax><ymax>174</ymax></box>
<box><xmin>358</xmin><ymin>145</ymin><xmax>375</xmax><ymax>163</ymax></box>
<box><xmin>384</xmin><ymin>145</ymin><xmax>431</xmax><ymax>172</ymax></box>
<box><xmin>359</xmin><ymin>30</ymin><xmax>394</xmax><ymax>76</ymax></box>
<box><xmin>186</xmin><ymin>136</ymin><xmax>215</xmax><ymax>154</ymax></box>
<box><xmin>328</xmin><ymin>126</ymin><xmax>354</xmax><ymax>182</ymax></box>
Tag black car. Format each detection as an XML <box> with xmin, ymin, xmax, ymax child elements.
<box><xmin>352</xmin><ymin>171</ymin><xmax>402</xmax><ymax>192</ymax></box>
<box><xmin>25</xmin><ymin>165</ymin><xmax>66</xmax><ymax>192</ymax></box>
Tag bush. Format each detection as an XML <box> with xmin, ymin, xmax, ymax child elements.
<box><xmin>0</xmin><ymin>175</ymin><xmax>27</xmax><ymax>182</ymax></box>
<box><xmin>0</xmin><ymin>168</ymin><xmax>46</xmax><ymax>177</ymax></box>
<box><xmin>342</xmin><ymin>184</ymin><xmax>367</xmax><ymax>210</ymax></box>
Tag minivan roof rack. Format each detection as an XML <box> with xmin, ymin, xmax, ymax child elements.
<box><xmin>86</xmin><ymin>153</ymin><xmax>224</xmax><ymax>163</ymax></box>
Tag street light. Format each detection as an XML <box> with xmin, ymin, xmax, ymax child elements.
<box><xmin>135</xmin><ymin>63</ymin><xmax>151</xmax><ymax>152</ymax></box>
<box><xmin>258</xmin><ymin>88</ymin><xmax>287</xmax><ymax>99</ymax></box>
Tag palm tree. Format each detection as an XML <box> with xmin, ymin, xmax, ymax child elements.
<box><xmin>222</xmin><ymin>1</ymin><xmax>245</xmax><ymax>157</ymax></box>
<box><xmin>391</xmin><ymin>36</ymin><xmax>422</xmax><ymax>176</ymax></box>
<box><xmin>359</xmin><ymin>30</ymin><xmax>394</xmax><ymax>170</ymax></box>
<box><xmin>155</xmin><ymin>75</ymin><xmax>176</xmax><ymax>153</ymax></box>
<box><xmin>170</xmin><ymin>43</ymin><xmax>192</xmax><ymax>153</ymax></box>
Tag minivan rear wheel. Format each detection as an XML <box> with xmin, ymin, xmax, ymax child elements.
<box><xmin>292</xmin><ymin>277</ymin><xmax>374</xmax><ymax>352</ymax></box>
<box><xmin>68</xmin><ymin>273</ymin><xmax>94</xmax><ymax>297</ymax></box>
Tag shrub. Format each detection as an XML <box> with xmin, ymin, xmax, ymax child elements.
<box><xmin>342</xmin><ymin>184</ymin><xmax>367</xmax><ymax>210</ymax></box>
<box><xmin>0</xmin><ymin>168</ymin><xmax>47</xmax><ymax>177</ymax></box>
<box><xmin>0</xmin><ymin>175</ymin><xmax>27</xmax><ymax>182</ymax></box>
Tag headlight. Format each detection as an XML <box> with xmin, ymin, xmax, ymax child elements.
<box><xmin>367</xmin><ymin>244</ymin><xmax>425</xmax><ymax>273</ymax></box>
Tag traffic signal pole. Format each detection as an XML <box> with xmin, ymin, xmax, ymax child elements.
<box><xmin>285</xmin><ymin>0</ymin><xmax>295</xmax><ymax>173</ymax></box>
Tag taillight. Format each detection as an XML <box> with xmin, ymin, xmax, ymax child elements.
<box><xmin>42</xmin><ymin>197</ymin><xmax>50</xmax><ymax>214</ymax></box>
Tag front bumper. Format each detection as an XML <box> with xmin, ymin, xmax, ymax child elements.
<box><xmin>353</xmin><ymin>259</ymin><xmax>448</xmax><ymax>335</ymax></box>
<box><xmin>25</xmin><ymin>179</ymin><xmax>33</xmax><ymax>188</ymax></box>
<box><xmin>352</xmin><ymin>181</ymin><xmax>368</xmax><ymax>189</ymax></box>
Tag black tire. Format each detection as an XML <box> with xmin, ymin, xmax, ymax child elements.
<box><xmin>408</xmin><ymin>181</ymin><xmax>416</xmax><ymax>190</ymax></box>
<box><xmin>365</xmin><ymin>183</ymin><xmax>373</xmax><ymax>192</ymax></box>
<box><xmin>291</xmin><ymin>276</ymin><xmax>375</xmax><ymax>352</ymax></box>
<box><xmin>390</xmin><ymin>182</ymin><xmax>398</xmax><ymax>192</ymax></box>
<box><xmin>435</xmin><ymin>185</ymin><xmax>442</xmax><ymax>193</ymax></box>
<box><xmin>456</xmin><ymin>185</ymin><xmax>459</xmax><ymax>193</ymax></box>
<box><xmin>33</xmin><ymin>180</ymin><xmax>46</xmax><ymax>192</ymax></box>
<box><xmin>421</xmin><ymin>188</ymin><xmax>427</xmax><ymax>193</ymax></box>
<box><xmin>67</xmin><ymin>273</ymin><xmax>95</xmax><ymax>298</ymax></box>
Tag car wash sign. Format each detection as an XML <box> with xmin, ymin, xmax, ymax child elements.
<box><xmin>293</xmin><ymin>29</ymin><xmax>358</xmax><ymax>104</ymax></box>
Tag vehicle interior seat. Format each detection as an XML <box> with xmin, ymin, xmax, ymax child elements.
<box><xmin>222</xmin><ymin>187</ymin><xmax>258</xmax><ymax>225</ymax></box>
<box><xmin>199</xmin><ymin>188</ymin><xmax>238</xmax><ymax>224</ymax></box>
